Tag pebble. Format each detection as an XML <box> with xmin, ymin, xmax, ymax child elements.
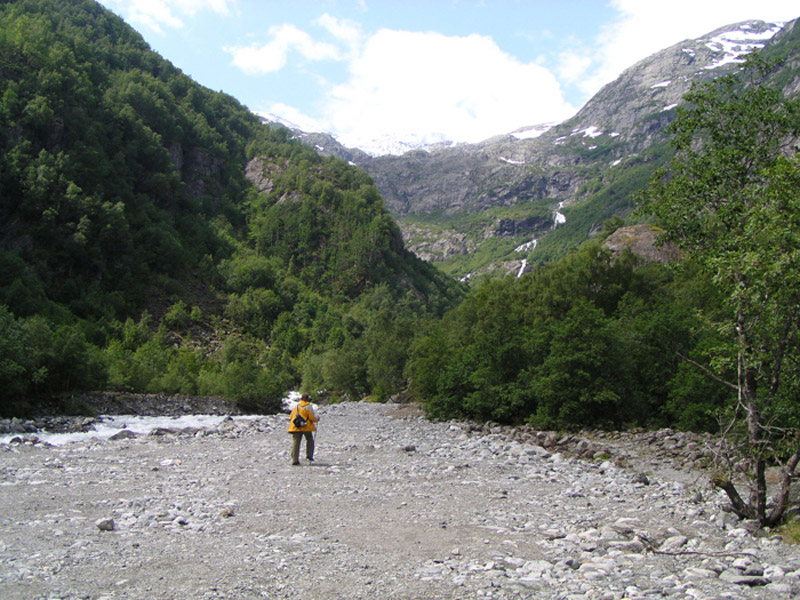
<box><xmin>1</xmin><ymin>402</ymin><xmax>799</xmax><ymax>600</ymax></box>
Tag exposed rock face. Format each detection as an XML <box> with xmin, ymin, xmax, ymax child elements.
<box><xmin>244</xmin><ymin>156</ymin><xmax>276</xmax><ymax>195</ymax></box>
<box><xmin>603</xmin><ymin>224</ymin><xmax>680</xmax><ymax>263</ymax></box>
<box><xmin>399</xmin><ymin>215</ymin><xmax>553</xmax><ymax>263</ymax></box>
<box><xmin>490</xmin><ymin>216</ymin><xmax>552</xmax><ymax>238</ymax></box>
<box><xmin>288</xmin><ymin>19</ymin><xmax>797</xmax><ymax>272</ymax></box>
<box><xmin>399</xmin><ymin>223</ymin><xmax>477</xmax><ymax>262</ymax></box>
<box><xmin>166</xmin><ymin>141</ymin><xmax>226</xmax><ymax>201</ymax></box>
<box><xmin>357</xmin><ymin>20</ymin><xmax>789</xmax><ymax>219</ymax></box>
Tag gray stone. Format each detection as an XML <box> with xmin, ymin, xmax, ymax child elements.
<box><xmin>94</xmin><ymin>518</ymin><xmax>115</xmax><ymax>531</ymax></box>
<box><xmin>683</xmin><ymin>567</ymin><xmax>718</xmax><ymax>579</ymax></box>
<box><xmin>4</xmin><ymin>401</ymin><xmax>800</xmax><ymax>600</ymax></box>
<box><xmin>659</xmin><ymin>535</ymin><xmax>688</xmax><ymax>552</ymax></box>
<box><xmin>719</xmin><ymin>568</ymin><xmax>769</xmax><ymax>586</ymax></box>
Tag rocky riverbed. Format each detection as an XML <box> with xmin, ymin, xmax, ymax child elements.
<box><xmin>2</xmin><ymin>401</ymin><xmax>799</xmax><ymax>600</ymax></box>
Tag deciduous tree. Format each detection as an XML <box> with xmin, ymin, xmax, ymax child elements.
<box><xmin>639</xmin><ymin>56</ymin><xmax>800</xmax><ymax>526</ymax></box>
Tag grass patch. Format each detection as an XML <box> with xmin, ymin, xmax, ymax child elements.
<box><xmin>779</xmin><ymin>518</ymin><xmax>800</xmax><ymax>544</ymax></box>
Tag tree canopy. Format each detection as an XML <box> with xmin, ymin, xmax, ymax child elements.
<box><xmin>638</xmin><ymin>55</ymin><xmax>800</xmax><ymax>527</ymax></box>
<box><xmin>0</xmin><ymin>0</ymin><xmax>463</xmax><ymax>415</ymax></box>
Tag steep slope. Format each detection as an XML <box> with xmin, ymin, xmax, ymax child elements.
<box><xmin>0</xmin><ymin>0</ymin><xmax>261</xmax><ymax>319</ymax></box>
<box><xmin>300</xmin><ymin>19</ymin><xmax>797</xmax><ymax>280</ymax></box>
<box><xmin>0</xmin><ymin>0</ymin><xmax>463</xmax><ymax>412</ymax></box>
<box><xmin>0</xmin><ymin>0</ymin><xmax>458</xmax><ymax>318</ymax></box>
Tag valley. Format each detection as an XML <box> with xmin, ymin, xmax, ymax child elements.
<box><xmin>289</xmin><ymin>19</ymin><xmax>798</xmax><ymax>280</ymax></box>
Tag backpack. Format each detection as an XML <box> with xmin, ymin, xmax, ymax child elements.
<box><xmin>292</xmin><ymin>405</ymin><xmax>308</xmax><ymax>429</ymax></box>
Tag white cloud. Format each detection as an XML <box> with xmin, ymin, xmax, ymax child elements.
<box><xmin>556</xmin><ymin>48</ymin><xmax>593</xmax><ymax>85</ymax></box>
<box><xmin>167</xmin><ymin>0</ymin><xmax>234</xmax><ymax>17</ymax></box>
<box><xmin>314</xmin><ymin>13</ymin><xmax>363</xmax><ymax>51</ymax></box>
<box><xmin>314</xmin><ymin>1</ymin><xmax>798</xmax><ymax>150</ymax></box>
<box><xmin>262</xmin><ymin>103</ymin><xmax>330</xmax><ymax>133</ymax></box>
<box><xmin>267</xmin><ymin>29</ymin><xmax>575</xmax><ymax>149</ymax></box>
<box><xmin>226</xmin><ymin>24</ymin><xmax>342</xmax><ymax>75</ymax></box>
<box><xmin>577</xmin><ymin>0</ymin><xmax>800</xmax><ymax>97</ymax></box>
<box><xmin>100</xmin><ymin>0</ymin><xmax>235</xmax><ymax>34</ymax></box>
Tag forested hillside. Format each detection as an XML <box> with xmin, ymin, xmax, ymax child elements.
<box><xmin>0</xmin><ymin>0</ymin><xmax>462</xmax><ymax>415</ymax></box>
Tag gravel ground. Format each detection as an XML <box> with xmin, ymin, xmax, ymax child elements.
<box><xmin>2</xmin><ymin>401</ymin><xmax>800</xmax><ymax>600</ymax></box>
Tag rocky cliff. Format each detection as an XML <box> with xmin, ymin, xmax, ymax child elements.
<box><xmin>364</xmin><ymin>20</ymin><xmax>790</xmax><ymax>216</ymax></box>
<box><xmin>285</xmin><ymin>18</ymin><xmax>798</xmax><ymax>280</ymax></box>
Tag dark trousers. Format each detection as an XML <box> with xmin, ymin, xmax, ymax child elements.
<box><xmin>291</xmin><ymin>431</ymin><xmax>314</xmax><ymax>464</ymax></box>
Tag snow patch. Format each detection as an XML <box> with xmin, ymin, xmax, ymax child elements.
<box><xmin>511</xmin><ymin>123</ymin><xmax>555</xmax><ymax>140</ymax></box>
<box><xmin>573</xmin><ymin>126</ymin><xmax>603</xmax><ymax>139</ymax></box>
<box><xmin>499</xmin><ymin>156</ymin><xmax>525</xmax><ymax>165</ymax></box>
<box><xmin>662</xmin><ymin>103</ymin><xmax>678</xmax><ymax>111</ymax></box>
<box><xmin>651</xmin><ymin>80</ymin><xmax>671</xmax><ymax>88</ymax></box>
<box><xmin>703</xmin><ymin>24</ymin><xmax>784</xmax><ymax>70</ymax></box>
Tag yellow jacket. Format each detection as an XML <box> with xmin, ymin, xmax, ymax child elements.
<box><xmin>288</xmin><ymin>401</ymin><xmax>318</xmax><ymax>433</ymax></box>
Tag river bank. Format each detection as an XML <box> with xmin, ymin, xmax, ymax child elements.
<box><xmin>2</xmin><ymin>401</ymin><xmax>799</xmax><ymax>599</ymax></box>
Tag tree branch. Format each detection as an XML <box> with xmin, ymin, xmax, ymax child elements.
<box><xmin>676</xmin><ymin>351</ymin><xmax>738</xmax><ymax>390</ymax></box>
<box><xmin>712</xmin><ymin>475</ymin><xmax>754</xmax><ymax>520</ymax></box>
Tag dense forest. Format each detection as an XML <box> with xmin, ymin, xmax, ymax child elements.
<box><xmin>0</xmin><ymin>0</ymin><xmax>461</xmax><ymax>415</ymax></box>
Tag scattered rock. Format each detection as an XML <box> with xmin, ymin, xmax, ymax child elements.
<box><xmin>95</xmin><ymin>518</ymin><xmax>115</xmax><ymax>531</ymax></box>
<box><xmin>1</xmin><ymin>402</ymin><xmax>798</xmax><ymax>600</ymax></box>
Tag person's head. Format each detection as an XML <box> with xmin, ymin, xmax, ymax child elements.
<box><xmin>301</xmin><ymin>393</ymin><xmax>311</xmax><ymax>402</ymax></box>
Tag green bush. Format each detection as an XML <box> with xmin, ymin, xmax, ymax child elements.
<box><xmin>0</xmin><ymin>305</ymin><xmax>105</xmax><ymax>415</ymax></box>
<box><xmin>408</xmin><ymin>240</ymin><xmax>721</xmax><ymax>430</ymax></box>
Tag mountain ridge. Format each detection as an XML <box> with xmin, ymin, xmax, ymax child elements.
<box><xmin>277</xmin><ymin>17</ymin><xmax>798</xmax><ymax>280</ymax></box>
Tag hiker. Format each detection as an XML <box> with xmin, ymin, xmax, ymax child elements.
<box><xmin>288</xmin><ymin>393</ymin><xmax>319</xmax><ymax>466</ymax></box>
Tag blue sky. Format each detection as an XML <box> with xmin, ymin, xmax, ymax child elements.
<box><xmin>96</xmin><ymin>1</ymin><xmax>799</xmax><ymax>153</ymax></box>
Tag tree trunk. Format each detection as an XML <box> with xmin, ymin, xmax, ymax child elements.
<box><xmin>739</xmin><ymin>309</ymin><xmax>769</xmax><ymax>525</ymax></box>
<box><xmin>712</xmin><ymin>475</ymin><xmax>755</xmax><ymax>520</ymax></box>
<box><xmin>766</xmin><ymin>449</ymin><xmax>800</xmax><ymax>527</ymax></box>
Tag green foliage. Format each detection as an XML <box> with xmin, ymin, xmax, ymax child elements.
<box><xmin>399</xmin><ymin>199</ymin><xmax>554</xmax><ymax>280</ymax></box>
<box><xmin>779</xmin><ymin>518</ymin><xmax>800</xmax><ymax>545</ymax></box>
<box><xmin>409</xmin><ymin>241</ymin><xmax>722</xmax><ymax>430</ymax></box>
<box><xmin>638</xmin><ymin>55</ymin><xmax>800</xmax><ymax>526</ymax></box>
<box><xmin>0</xmin><ymin>304</ymin><xmax>105</xmax><ymax>416</ymax></box>
<box><xmin>532</xmin><ymin>144</ymin><xmax>672</xmax><ymax>266</ymax></box>
<box><xmin>0</xmin><ymin>0</ymin><xmax>259</xmax><ymax>321</ymax></box>
<box><xmin>99</xmin><ymin>311</ymin><xmax>290</xmax><ymax>413</ymax></box>
<box><xmin>0</xmin><ymin>0</ymin><xmax>464</xmax><ymax>414</ymax></box>
<box><xmin>531</xmin><ymin>299</ymin><xmax>626</xmax><ymax>428</ymax></box>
